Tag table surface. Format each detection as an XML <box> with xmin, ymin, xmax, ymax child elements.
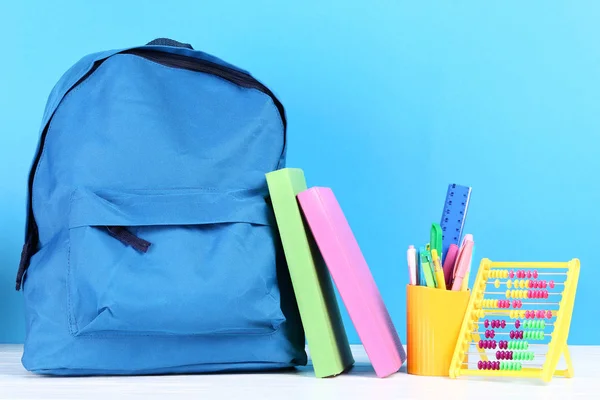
<box><xmin>1</xmin><ymin>344</ymin><xmax>599</xmax><ymax>399</ymax></box>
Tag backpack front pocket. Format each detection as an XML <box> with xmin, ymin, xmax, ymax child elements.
<box><xmin>66</xmin><ymin>188</ymin><xmax>285</xmax><ymax>337</ymax></box>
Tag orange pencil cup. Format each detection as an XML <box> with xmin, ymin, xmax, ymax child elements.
<box><xmin>406</xmin><ymin>285</ymin><xmax>470</xmax><ymax>376</ymax></box>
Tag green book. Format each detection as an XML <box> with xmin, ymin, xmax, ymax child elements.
<box><xmin>266</xmin><ymin>168</ymin><xmax>354</xmax><ymax>378</ymax></box>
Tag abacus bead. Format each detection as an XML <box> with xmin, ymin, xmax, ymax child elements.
<box><xmin>515</xmin><ymin>320</ymin><xmax>520</xmax><ymax>329</ymax></box>
<box><xmin>524</xmin><ymin>341</ymin><xmax>529</xmax><ymax>349</ymax></box>
<box><xmin>541</xmin><ymin>320</ymin><xmax>546</xmax><ymax>329</ymax></box>
<box><xmin>484</xmin><ymin>319</ymin><xmax>489</xmax><ymax>328</ymax></box>
<box><xmin>546</xmin><ymin>310</ymin><xmax>553</xmax><ymax>319</ymax></box>
<box><xmin>527</xmin><ymin>270</ymin><xmax>532</xmax><ymax>279</ymax></box>
<box><xmin>491</xmin><ymin>330</ymin><xmax>495</xmax><ymax>338</ymax></box>
<box><xmin>527</xmin><ymin>290</ymin><xmax>532</xmax><ymax>299</ymax></box>
<box><xmin>549</xmin><ymin>280</ymin><xmax>555</xmax><ymax>289</ymax></box>
<box><xmin>533</xmin><ymin>270</ymin><xmax>538</xmax><ymax>279</ymax></box>
<box><xmin>493</xmin><ymin>340</ymin><xmax>497</xmax><ymax>348</ymax></box>
<box><xmin>479</xmin><ymin>340</ymin><xmax>484</xmax><ymax>348</ymax></box>
<box><xmin>528</xmin><ymin>280</ymin><xmax>534</xmax><ymax>288</ymax></box>
<box><xmin>519</xmin><ymin>330</ymin><xmax>524</xmax><ymax>339</ymax></box>
<box><xmin>501</xmin><ymin>320</ymin><xmax>506</xmax><ymax>329</ymax></box>
<box><xmin>486</xmin><ymin>330</ymin><xmax>491</xmax><ymax>338</ymax></box>
<box><xmin>495</xmin><ymin>279</ymin><xmax>500</xmax><ymax>288</ymax></box>
<box><xmin>510</xmin><ymin>330</ymin><xmax>515</xmax><ymax>339</ymax></box>
<box><xmin>510</xmin><ymin>270</ymin><xmax>515</xmax><ymax>278</ymax></box>
<box><xmin>496</xmin><ymin>351</ymin><xmax>501</xmax><ymax>360</ymax></box>
<box><xmin>478</xmin><ymin>361</ymin><xmax>483</xmax><ymax>370</ymax></box>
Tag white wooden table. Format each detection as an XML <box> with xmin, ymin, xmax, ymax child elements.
<box><xmin>1</xmin><ymin>345</ymin><xmax>598</xmax><ymax>399</ymax></box>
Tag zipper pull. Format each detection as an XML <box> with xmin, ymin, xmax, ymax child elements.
<box><xmin>105</xmin><ymin>226</ymin><xmax>151</xmax><ymax>253</ymax></box>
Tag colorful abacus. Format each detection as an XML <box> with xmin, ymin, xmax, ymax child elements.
<box><xmin>449</xmin><ymin>259</ymin><xmax>580</xmax><ymax>383</ymax></box>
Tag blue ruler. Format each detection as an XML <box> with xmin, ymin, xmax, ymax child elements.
<box><xmin>440</xmin><ymin>184</ymin><xmax>472</xmax><ymax>262</ymax></box>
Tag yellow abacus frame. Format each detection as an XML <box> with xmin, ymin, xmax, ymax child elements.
<box><xmin>449</xmin><ymin>258</ymin><xmax>580</xmax><ymax>383</ymax></box>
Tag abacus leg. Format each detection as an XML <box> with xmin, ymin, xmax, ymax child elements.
<box><xmin>552</xmin><ymin>347</ymin><xmax>574</xmax><ymax>378</ymax></box>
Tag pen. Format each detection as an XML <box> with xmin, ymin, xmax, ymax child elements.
<box><xmin>419</xmin><ymin>247</ymin><xmax>436</xmax><ymax>288</ymax></box>
<box><xmin>407</xmin><ymin>245</ymin><xmax>417</xmax><ymax>285</ymax></box>
<box><xmin>431</xmin><ymin>249</ymin><xmax>446</xmax><ymax>290</ymax></box>
<box><xmin>452</xmin><ymin>234</ymin><xmax>474</xmax><ymax>291</ymax></box>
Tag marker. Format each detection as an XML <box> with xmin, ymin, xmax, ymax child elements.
<box><xmin>430</xmin><ymin>223</ymin><xmax>443</xmax><ymax>261</ymax></box>
<box><xmin>443</xmin><ymin>244</ymin><xmax>459</xmax><ymax>289</ymax></box>
<box><xmin>452</xmin><ymin>234</ymin><xmax>474</xmax><ymax>291</ymax></box>
<box><xmin>419</xmin><ymin>247</ymin><xmax>436</xmax><ymax>288</ymax></box>
<box><xmin>431</xmin><ymin>249</ymin><xmax>446</xmax><ymax>290</ymax></box>
<box><xmin>460</xmin><ymin>238</ymin><xmax>474</xmax><ymax>291</ymax></box>
<box><xmin>407</xmin><ymin>245</ymin><xmax>417</xmax><ymax>285</ymax></box>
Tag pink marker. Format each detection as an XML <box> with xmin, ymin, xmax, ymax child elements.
<box><xmin>452</xmin><ymin>234</ymin><xmax>474</xmax><ymax>291</ymax></box>
<box><xmin>442</xmin><ymin>244</ymin><xmax>459</xmax><ymax>289</ymax></box>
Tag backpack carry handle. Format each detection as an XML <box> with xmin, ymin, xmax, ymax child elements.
<box><xmin>146</xmin><ymin>38</ymin><xmax>194</xmax><ymax>50</ymax></box>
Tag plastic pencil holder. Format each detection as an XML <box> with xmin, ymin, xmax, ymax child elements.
<box><xmin>406</xmin><ymin>285</ymin><xmax>470</xmax><ymax>376</ymax></box>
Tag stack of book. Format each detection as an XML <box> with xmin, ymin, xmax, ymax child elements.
<box><xmin>266</xmin><ymin>168</ymin><xmax>406</xmax><ymax>378</ymax></box>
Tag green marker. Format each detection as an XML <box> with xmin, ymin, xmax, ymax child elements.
<box><xmin>430</xmin><ymin>223</ymin><xmax>443</xmax><ymax>261</ymax></box>
<box><xmin>419</xmin><ymin>247</ymin><xmax>437</xmax><ymax>288</ymax></box>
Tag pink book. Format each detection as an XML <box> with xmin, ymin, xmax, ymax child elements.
<box><xmin>297</xmin><ymin>187</ymin><xmax>406</xmax><ymax>378</ymax></box>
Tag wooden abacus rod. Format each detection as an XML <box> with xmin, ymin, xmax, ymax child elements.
<box><xmin>473</xmin><ymin>331</ymin><xmax>552</xmax><ymax>337</ymax></box>
<box><xmin>484</xmin><ymin>291</ymin><xmax>562</xmax><ymax>296</ymax></box>
<box><xmin>465</xmin><ymin>352</ymin><xmax>547</xmax><ymax>357</ymax></box>
<box><xmin>460</xmin><ymin>362</ymin><xmax>547</xmax><ymax>367</ymax></box>
<box><xmin>486</xmin><ymin>282</ymin><xmax>564</xmax><ymax>285</ymax></box>
<box><xmin>535</xmin><ymin>272</ymin><xmax>568</xmax><ymax>276</ymax></box>
<box><xmin>476</xmin><ymin>321</ymin><xmax>554</xmax><ymax>326</ymax></box>
<box><xmin>490</xmin><ymin>262</ymin><xmax>567</xmax><ymax>268</ymax></box>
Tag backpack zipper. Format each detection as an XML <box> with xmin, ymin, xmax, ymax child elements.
<box><xmin>16</xmin><ymin>50</ymin><xmax>286</xmax><ymax>290</ymax></box>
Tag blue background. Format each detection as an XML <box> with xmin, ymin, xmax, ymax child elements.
<box><xmin>1</xmin><ymin>1</ymin><xmax>598</xmax><ymax>345</ymax></box>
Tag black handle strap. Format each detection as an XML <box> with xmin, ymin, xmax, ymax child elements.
<box><xmin>146</xmin><ymin>38</ymin><xmax>193</xmax><ymax>50</ymax></box>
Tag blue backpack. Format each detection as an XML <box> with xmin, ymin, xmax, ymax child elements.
<box><xmin>17</xmin><ymin>38</ymin><xmax>306</xmax><ymax>375</ymax></box>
